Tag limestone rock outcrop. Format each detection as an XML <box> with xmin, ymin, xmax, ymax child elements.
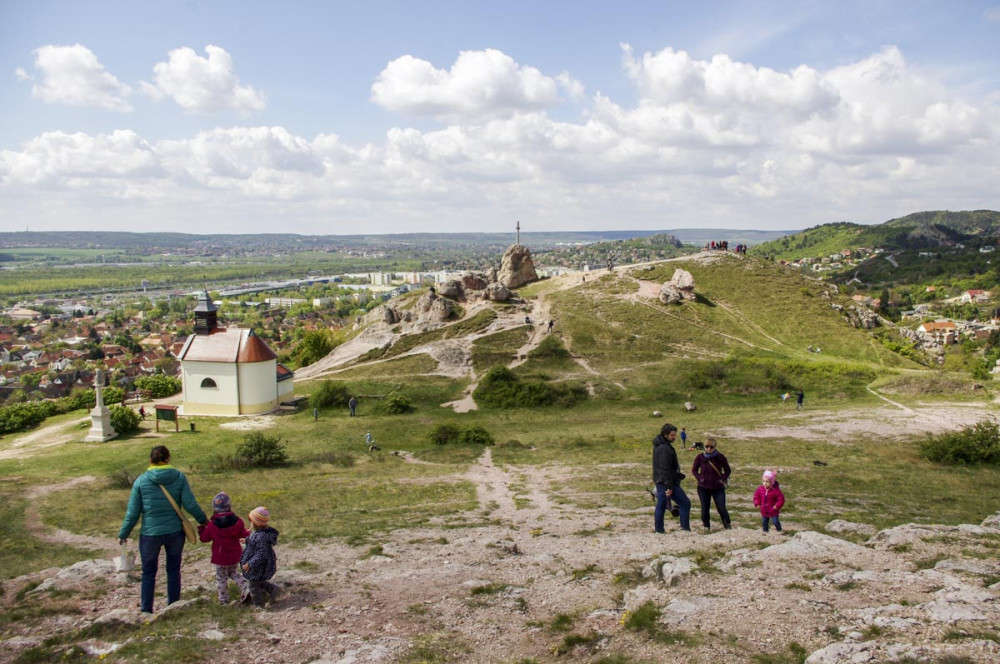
<box><xmin>498</xmin><ymin>244</ymin><xmax>538</xmax><ymax>289</ymax></box>
<box><xmin>658</xmin><ymin>269</ymin><xmax>697</xmax><ymax>304</ymax></box>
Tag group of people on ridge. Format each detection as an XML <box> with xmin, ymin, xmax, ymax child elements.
<box><xmin>118</xmin><ymin>445</ymin><xmax>281</xmax><ymax>614</ymax></box>
<box><xmin>652</xmin><ymin>423</ymin><xmax>784</xmax><ymax>533</ymax></box>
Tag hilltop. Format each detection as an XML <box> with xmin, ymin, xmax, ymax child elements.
<box><xmin>751</xmin><ymin>210</ymin><xmax>1000</xmax><ymax>289</ymax></box>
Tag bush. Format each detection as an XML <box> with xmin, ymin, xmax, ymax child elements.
<box><xmin>135</xmin><ymin>374</ymin><xmax>182</xmax><ymax>398</ymax></box>
<box><xmin>473</xmin><ymin>366</ymin><xmax>587</xmax><ymax>409</ymax></box>
<box><xmin>310</xmin><ymin>380</ymin><xmax>351</xmax><ymax>409</ymax></box>
<box><xmin>62</xmin><ymin>388</ymin><xmax>96</xmax><ymax>412</ymax></box>
<box><xmin>0</xmin><ymin>401</ymin><xmax>58</xmax><ymax>434</ymax></box>
<box><xmin>458</xmin><ymin>425</ymin><xmax>494</xmax><ymax>446</ymax></box>
<box><xmin>528</xmin><ymin>334</ymin><xmax>571</xmax><ymax>359</ymax></box>
<box><xmin>382</xmin><ymin>393</ymin><xmax>413</xmax><ymax>414</ymax></box>
<box><xmin>920</xmin><ymin>421</ymin><xmax>1000</xmax><ymax>465</ymax></box>
<box><xmin>109</xmin><ymin>405</ymin><xmax>141</xmax><ymax>435</ymax></box>
<box><xmin>235</xmin><ymin>431</ymin><xmax>289</xmax><ymax>468</ymax></box>
<box><xmin>428</xmin><ymin>423</ymin><xmax>462</xmax><ymax>445</ymax></box>
<box><xmin>107</xmin><ymin>466</ymin><xmax>140</xmax><ymax>489</ymax></box>
<box><xmin>427</xmin><ymin>423</ymin><xmax>494</xmax><ymax>445</ymax></box>
<box><xmin>102</xmin><ymin>386</ymin><xmax>126</xmax><ymax>406</ymax></box>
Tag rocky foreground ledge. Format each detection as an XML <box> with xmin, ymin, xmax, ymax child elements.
<box><xmin>2</xmin><ymin>513</ymin><xmax>999</xmax><ymax>663</ymax></box>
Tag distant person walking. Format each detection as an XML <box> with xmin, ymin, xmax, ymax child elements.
<box><xmin>796</xmin><ymin>390</ymin><xmax>804</xmax><ymax>411</ymax></box>
<box><xmin>139</xmin><ymin>406</ymin><xmax>146</xmax><ymax>420</ymax></box>
<box><xmin>652</xmin><ymin>423</ymin><xmax>691</xmax><ymax>533</ymax></box>
<box><xmin>313</xmin><ymin>407</ymin><xmax>318</xmax><ymax>421</ymax></box>
<box><xmin>547</xmin><ymin>320</ymin><xmax>554</xmax><ymax>333</ymax></box>
<box><xmin>691</xmin><ymin>436</ymin><xmax>731</xmax><ymax>531</ymax></box>
<box><xmin>118</xmin><ymin>445</ymin><xmax>207</xmax><ymax>614</ymax></box>
<box><xmin>679</xmin><ymin>427</ymin><xmax>687</xmax><ymax>448</ymax></box>
<box><xmin>348</xmin><ymin>396</ymin><xmax>357</xmax><ymax>417</ymax></box>
<box><xmin>365</xmin><ymin>430</ymin><xmax>379</xmax><ymax>452</ymax></box>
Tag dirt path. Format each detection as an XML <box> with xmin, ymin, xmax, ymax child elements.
<box><xmin>0</xmin><ymin>416</ymin><xmax>90</xmax><ymax>461</ymax></box>
<box><xmin>24</xmin><ymin>476</ymin><xmax>106</xmax><ymax>550</ymax></box>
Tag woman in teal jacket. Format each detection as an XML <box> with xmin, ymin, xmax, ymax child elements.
<box><xmin>118</xmin><ymin>445</ymin><xmax>207</xmax><ymax>613</ymax></box>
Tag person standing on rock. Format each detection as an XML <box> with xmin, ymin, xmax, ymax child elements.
<box><xmin>691</xmin><ymin>436</ymin><xmax>731</xmax><ymax>531</ymax></box>
<box><xmin>118</xmin><ymin>445</ymin><xmax>207</xmax><ymax>614</ymax></box>
<box><xmin>652</xmin><ymin>423</ymin><xmax>691</xmax><ymax>533</ymax></box>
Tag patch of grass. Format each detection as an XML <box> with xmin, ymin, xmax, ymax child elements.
<box><xmin>570</xmin><ymin>564</ymin><xmax>601</xmax><ymax>581</ymax></box>
<box><xmin>784</xmin><ymin>582</ymin><xmax>812</xmax><ymax>592</ymax></box>
<box><xmin>751</xmin><ymin>641</ymin><xmax>808</xmax><ymax>664</ymax></box>
<box><xmin>621</xmin><ymin>601</ymin><xmax>703</xmax><ymax>646</ymax></box>
<box><xmin>361</xmin><ymin>544</ymin><xmax>388</xmax><ymax>559</ymax></box>
<box><xmin>834</xmin><ymin>581</ymin><xmax>858</xmax><ymax>591</ymax></box>
<box><xmin>397</xmin><ymin>630</ymin><xmax>472</xmax><ymax>664</ymax></box>
<box><xmin>914</xmin><ymin>553</ymin><xmax>949</xmax><ymax>570</ymax></box>
<box><xmin>862</xmin><ymin>624</ymin><xmax>888</xmax><ymax>638</ymax></box>
<box><xmin>551</xmin><ymin>631</ymin><xmax>601</xmax><ymax>656</ymax></box>
<box><xmin>471</xmin><ymin>325</ymin><xmax>531</xmax><ymax>373</ymax></box>
<box><xmin>292</xmin><ymin>560</ymin><xmax>319</xmax><ymax>572</ymax></box>
<box><xmin>942</xmin><ymin>627</ymin><xmax>1000</xmax><ymax>642</ymax></box>
<box><xmin>548</xmin><ymin>612</ymin><xmax>576</xmax><ymax>632</ymax></box>
<box><xmin>469</xmin><ymin>582</ymin><xmax>510</xmax><ymax>596</ymax></box>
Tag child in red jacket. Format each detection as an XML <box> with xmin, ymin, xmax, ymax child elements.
<box><xmin>753</xmin><ymin>470</ymin><xmax>785</xmax><ymax>533</ymax></box>
<box><xmin>198</xmin><ymin>492</ymin><xmax>250</xmax><ymax>604</ymax></box>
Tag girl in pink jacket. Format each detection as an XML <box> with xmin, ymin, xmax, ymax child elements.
<box><xmin>198</xmin><ymin>492</ymin><xmax>250</xmax><ymax>604</ymax></box>
<box><xmin>753</xmin><ymin>470</ymin><xmax>785</xmax><ymax>532</ymax></box>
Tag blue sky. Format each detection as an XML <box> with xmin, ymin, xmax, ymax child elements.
<box><xmin>1</xmin><ymin>0</ymin><xmax>999</xmax><ymax>235</ymax></box>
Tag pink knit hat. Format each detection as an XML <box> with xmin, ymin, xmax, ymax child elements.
<box><xmin>249</xmin><ymin>506</ymin><xmax>270</xmax><ymax>528</ymax></box>
<box><xmin>762</xmin><ymin>470</ymin><xmax>776</xmax><ymax>482</ymax></box>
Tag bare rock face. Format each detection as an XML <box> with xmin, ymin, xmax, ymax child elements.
<box><xmin>414</xmin><ymin>292</ymin><xmax>453</xmax><ymax>322</ymax></box>
<box><xmin>498</xmin><ymin>244</ymin><xmax>538</xmax><ymax>289</ymax></box>
<box><xmin>658</xmin><ymin>269</ymin><xmax>696</xmax><ymax>304</ymax></box>
<box><xmin>461</xmin><ymin>273</ymin><xmax>490</xmax><ymax>291</ymax></box>
<box><xmin>437</xmin><ymin>280</ymin><xmax>463</xmax><ymax>299</ymax></box>
<box><xmin>484</xmin><ymin>283</ymin><xmax>511</xmax><ymax>301</ymax></box>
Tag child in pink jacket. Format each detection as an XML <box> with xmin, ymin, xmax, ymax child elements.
<box><xmin>198</xmin><ymin>492</ymin><xmax>250</xmax><ymax>604</ymax></box>
<box><xmin>753</xmin><ymin>470</ymin><xmax>785</xmax><ymax>533</ymax></box>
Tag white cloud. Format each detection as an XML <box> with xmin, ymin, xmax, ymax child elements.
<box><xmin>2</xmin><ymin>45</ymin><xmax>999</xmax><ymax>234</ymax></box>
<box><xmin>985</xmin><ymin>6</ymin><xmax>1000</xmax><ymax>22</ymax></box>
<box><xmin>370</xmin><ymin>48</ymin><xmax>562</xmax><ymax>121</ymax></box>
<box><xmin>26</xmin><ymin>44</ymin><xmax>133</xmax><ymax>111</ymax></box>
<box><xmin>14</xmin><ymin>67</ymin><xmax>31</xmax><ymax>81</ymax></box>
<box><xmin>147</xmin><ymin>45</ymin><xmax>265</xmax><ymax>113</ymax></box>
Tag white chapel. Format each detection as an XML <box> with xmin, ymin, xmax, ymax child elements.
<box><xmin>177</xmin><ymin>291</ymin><xmax>294</xmax><ymax>416</ymax></box>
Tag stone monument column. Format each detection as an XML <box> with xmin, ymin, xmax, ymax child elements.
<box><xmin>84</xmin><ymin>369</ymin><xmax>118</xmax><ymax>442</ymax></box>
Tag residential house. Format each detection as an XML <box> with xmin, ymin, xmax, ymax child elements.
<box><xmin>917</xmin><ymin>321</ymin><xmax>958</xmax><ymax>345</ymax></box>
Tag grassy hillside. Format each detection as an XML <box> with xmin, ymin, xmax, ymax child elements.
<box><xmin>752</xmin><ymin>210</ymin><xmax>1000</xmax><ymax>262</ymax></box>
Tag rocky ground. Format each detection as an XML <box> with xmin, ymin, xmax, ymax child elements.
<box><xmin>3</xmin><ymin>416</ymin><xmax>1000</xmax><ymax>664</ymax></box>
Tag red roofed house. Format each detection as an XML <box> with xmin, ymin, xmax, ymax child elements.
<box><xmin>176</xmin><ymin>291</ymin><xmax>294</xmax><ymax>416</ymax></box>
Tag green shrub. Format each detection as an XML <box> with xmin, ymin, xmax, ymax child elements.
<box><xmin>134</xmin><ymin>374</ymin><xmax>182</xmax><ymax>398</ymax></box>
<box><xmin>310</xmin><ymin>380</ymin><xmax>351</xmax><ymax>409</ymax></box>
<box><xmin>428</xmin><ymin>423</ymin><xmax>462</xmax><ymax>445</ymax></box>
<box><xmin>235</xmin><ymin>431</ymin><xmax>290</xmax><ymax>467</ymax></box>
<box><xmin>458</xmin><ymin>425</ymin><xmax>495</xmax><ymax>446</ymax></box>
<box><xmin>528</xmin><ymin>334</ymin><xmax>571</xmax><ymax>359</ymax></box>
<box><xmin>382</xmin><ymin>393</ymin><xmax>412</xmax><ymax>414</ymax></box>
<box><xmin>107</xmin><ymin>466</ymin><xmax>140</xmax><ymax>489</ymax></box>
<box><xmin>920</xmin><ymin>421</ymin><xmax>1000</xmax><ymax>465</ymax></box>
<box><xmin>473</xmin><ymin>366</ymin><xmax>587</xmax><ymax>408</ymax></box>
<box><xmin>109</xmin><ymin>405</ymin><xmax>141</xmax><ymax>435</ymax></box>
<box><xmin>102</xmin><ymin>386</ymin><xmax>125</xmax><ymax>406</ymax></box>
<box><xmin>62</xmin><ymin>388</ymin><xmax>96</xmax><ymax>412</ymax></box>
<box><xmin>0</xmin><ymin>401</ymin><xmax>58</xmax><ymax>434</ymax></box>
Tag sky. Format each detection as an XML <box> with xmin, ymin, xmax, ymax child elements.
<box><xmin>1</xmin><ymin>0</ymin><xmax>999</xmax><ymax>236</ymax></box>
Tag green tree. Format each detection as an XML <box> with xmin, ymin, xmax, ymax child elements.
<box><xmin>296</xmin><ymin>329</ymin><xmax>335</xmax><ymax>367</ymax></box>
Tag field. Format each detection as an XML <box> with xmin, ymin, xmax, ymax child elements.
<box><xmin>2</xmin><ymin>253</ymin><xmax>999</xmax><ymax>663</ymax></box>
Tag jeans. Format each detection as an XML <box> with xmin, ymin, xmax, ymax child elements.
<box><xmin>655</xmin><ymin>483</ymin><xmax>691</xmax><ymax>532</ymax></box>
<box><xmin>761</xmin><ymin>515</ymin><xmax>782</xmax><ymax>532</ymax></box>
<box><xmin>697</xmin><ymin>486</ymin><xmax>731</xmax><ymax>529</ymax></box>
<box><xmin>139</xmin><ymin>531</ymin><xmax>185</xmax><ymax>613</ymax></box>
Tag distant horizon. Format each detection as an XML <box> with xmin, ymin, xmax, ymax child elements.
<box><xmin>2</xmin><ymin>2</ymin><xmax>999</xmax><ymax>234</ymax></box>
